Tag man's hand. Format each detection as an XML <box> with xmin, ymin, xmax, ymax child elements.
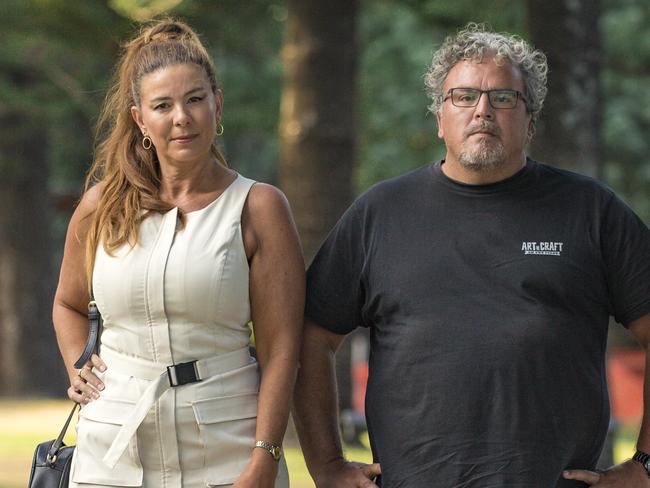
<box><xmin>314</xmin><ymin>459</ymin><xmax>381</xmax><ymax>488</ymax></box>
<box><xmin>563</xmin><ymin>459</ymin><xmax>650</xmax><ymax>486</ymax></box>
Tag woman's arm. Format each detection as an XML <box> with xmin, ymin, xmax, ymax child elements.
<box><xmin>52</xmin><ymin>184</ymin><xmax>106</xmax><ymax>404</ymax></box>
<box><xmin>236</xmin><ymin>183</ymin><xmax>305</xmax><ymax>486</ymax></box>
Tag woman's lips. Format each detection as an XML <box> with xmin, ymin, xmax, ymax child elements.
<box><xmin>171</xmin><ymin>134</ymin><xmax>198</xmax><ymax>143</ymax></box>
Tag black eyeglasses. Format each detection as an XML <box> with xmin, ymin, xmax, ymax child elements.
<box><xmin>443</xmin><ymin>88</ymin><xmax>527</xmax><ymax>109</ymax></box>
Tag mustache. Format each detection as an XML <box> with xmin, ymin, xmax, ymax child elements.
<box><xmin>464</xmin><ymin>121</ymin><xmax>501</xmax><ymax>138</ymax></box>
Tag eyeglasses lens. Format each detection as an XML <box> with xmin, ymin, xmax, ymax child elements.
<box><xmin>451</xmin><ymin>89</ymin><xmax>518</xmax><ymax>109</ymax></box>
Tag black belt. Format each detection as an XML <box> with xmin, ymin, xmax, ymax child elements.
<box><xmin>166</xmin><ymin>360</ymin><xmax>202</xmax><ymax>387</ymax></box>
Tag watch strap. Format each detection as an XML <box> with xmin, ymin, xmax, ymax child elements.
<box><xmin>633</xmin><ymin>450</ymin><xmax>650</xmax><ymax>476</ymax></box>
<box><xmin>254</xmin><ymin>440</ymin><xmax>282</xmax><ymax>461</ymax></box>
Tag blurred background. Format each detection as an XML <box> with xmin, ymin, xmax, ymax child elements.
<box><xmin>0</xmin><ymin>0</ymin><xmax>648</xmax><ymax>486</ymax></box>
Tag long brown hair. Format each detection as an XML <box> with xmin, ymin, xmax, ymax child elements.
<box><xmin>84</xmin><ymin>19</ymin><xmax>227</xmax><ymax>288</ymax></box>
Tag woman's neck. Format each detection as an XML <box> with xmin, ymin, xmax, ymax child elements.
<box><xmin>158</xmin><ymin>156</ymin><xmax>232</xmax><ymax>208</ymax></box>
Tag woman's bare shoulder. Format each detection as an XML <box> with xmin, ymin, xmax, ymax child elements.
<box><xmin>74</xmin><ymin>181</ymin><xmax>105</xmax><ymax>219</ymax></box>
<box><xmin>242</xmin><ymin>182</ymin><xmax>298</xmax><ymax>256</ymax></box>
<box><xmin>67</xmin><ymin>181</ymin><xmax>105</xmax><ymax>234</ymax></box>
<box><xmin>246</xmin><ymin>182</ymin><xmax>290</xmax><ymax>216</ymax></box>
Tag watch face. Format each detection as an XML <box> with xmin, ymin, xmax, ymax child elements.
<box><xmin>644</xmin><ymin>459</ymin><xmax>650</xmax><ymax>471</ymax></box>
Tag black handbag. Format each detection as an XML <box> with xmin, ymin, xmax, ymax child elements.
<box><xmin>28</xmin><ymin>404</ymin><xmax>78</xmax><ymax>488</ymax></box>
<box><xmin>27</xmin><ymin>301</ymin><xmax>102</xmax><ymax>488</ymax></box>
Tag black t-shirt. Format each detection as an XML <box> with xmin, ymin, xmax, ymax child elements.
<box><xmin>306</xmin><ymin>159</ymin><xmax>650</xmax><ymax>488</ymax></box>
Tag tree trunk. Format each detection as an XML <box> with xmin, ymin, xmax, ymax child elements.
<box><xmin>279</xmin><ymin>0</ymin><xmax>359</xmax><ymax>414</ymax></box>
<box><xmin>0</xmin><ymin>110</ymin><xmax>63</xmax><ymax>396</ymax></box>
<box><xmin>279</xmin><ymin>0</ymin><xmax>359</xmax><ymax>262</ymax></box>
<box><xmin>527</xmin><ymin>0</ymin><xmax>602</xmax><ymax>177</ymax></box>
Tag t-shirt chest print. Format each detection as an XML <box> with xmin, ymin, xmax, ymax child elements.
<box><xmin>520</xmin><ymin>241</ymin><xmax>564</xmax><ymax>256</ymax></box>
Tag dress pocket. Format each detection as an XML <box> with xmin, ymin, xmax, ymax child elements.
<box><xmin>71</xmin><ymin>397</ymin><xmax>143</xmax><ymax>486</ymax></box>
<box><xmin>191</xmin><ymin>392</ymin><xmax>258</xmax><ymax>486</ymax></box>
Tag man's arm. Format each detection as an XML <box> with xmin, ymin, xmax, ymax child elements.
<box><xmin>563</xmin><ymin>312</ymin><xmax>650</xmax><ymax>486</ymax></box>
<box><xmin>293</xmin><ymin>319</ymin><xmax>381</xmax><ymax>488</ymax></box>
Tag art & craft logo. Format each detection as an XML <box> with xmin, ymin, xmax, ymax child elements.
<box><xmin>521</xmin><ymin>241</ymin><xmax>564</xmax><ymax>256</ymax></box>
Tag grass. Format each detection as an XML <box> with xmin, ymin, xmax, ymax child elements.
<box><xmin>0</xmin><ymin>399</ymin><xmax>372</xmax><ymax>488</ymax></box>
<box><xmin>1</xmin><ymin>399</ymin><xmax>638</xmax><ymax>487</ymax></box>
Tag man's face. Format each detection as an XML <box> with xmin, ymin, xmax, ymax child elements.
<box><xmin>436</xmin><ymin>56</ymin><xmax>532</xmax><ymax>174</ymax></box>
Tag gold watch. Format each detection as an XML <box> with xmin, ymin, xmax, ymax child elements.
<box><xmin>254</xmin><ymin>440</ymin><xmax>282</xmax><ymax>461</ymax></box>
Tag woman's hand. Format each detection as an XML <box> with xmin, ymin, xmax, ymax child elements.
<box><xmin>67</xmin><ymin>353</ymin><xmax>107</xmax><ymax>405</ymax></box>
<box><xmin>231</xmin><ymin>448</ymin><xmax>280</xmax><ymax>488</ymax></box>
<box><xmin>232</xmin><ymin>469</ymin><xmax>276</xmax><ymax>488</ymax></box>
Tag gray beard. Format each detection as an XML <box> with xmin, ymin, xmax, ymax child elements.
<box><xmin>458</xmin><ymin>137</ymin><xmax>505</xmax><ymax>172</ymax></box>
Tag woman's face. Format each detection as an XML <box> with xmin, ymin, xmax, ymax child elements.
<box><xmin>131</xmin><ymin>63</ymin><xmax>222</xmax><ymax>168</ymax></box>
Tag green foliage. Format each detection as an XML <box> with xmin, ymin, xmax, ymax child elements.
<box><xmin>175</xmin><ymin>0</ymin><xmax>285</xmax><ymax>182</ymax></box>
<box><xmin>356</xmin><ymin>0</ymin><xmax>527</xmax><ymax>192</ymax></box>
<box><xmin>0</xmin><ymin>0</ymin><xmax>130</xmax><ymax>188</ymax></box>
<box><xmin>602</xmin><ymin>0</ymin><xmax>650</xmax><ymax>220</ymax></box>
<box><xmin>1</xmin><ymin>0</ymin><xmax>648</xmax><ymax>222</ymax></box>
<box><xmin>401</xmin><ymin>0</ymin><xmax>525</xmax><ymax>33</ymax></box>
<box><xmin>357</xmin><ymin>0</ymin><xmax>649</xmax><ymax>223</ymax></box>
<box><xmin>110</xmin><ymin>0</ymin><xmax>185</xmax><ymax>20</ymax></box>
<box><xmin>1</xmin><ymin>0</ymin><xmax>285</xmax><ymax>188</ymax></box>
<box><xmin>357</xmin><ymin>1</ymin><xmax>442</xmax><ymax>192</ymax></box>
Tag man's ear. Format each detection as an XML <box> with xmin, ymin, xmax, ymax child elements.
<box><xmin>435</xmin><ymin>110</ymin><xmax>444</xmax><ymax>139</ymax></box>
<box><xmin>526</xmin><ymin>119</ymin><xmax>535</xmax><ymax>144</ymax></box>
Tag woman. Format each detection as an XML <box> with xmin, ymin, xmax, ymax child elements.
<box><xmin>52</xmin><ymin>19</ymin><xmax>304</xmax><ymax>488</ymax></box>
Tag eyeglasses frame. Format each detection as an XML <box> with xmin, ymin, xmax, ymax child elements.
<box><xmin>443</xmin><ymin>88</ymin><xmax>528</xmax><ymax>110</ymax></box>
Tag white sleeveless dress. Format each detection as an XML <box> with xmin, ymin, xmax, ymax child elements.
<box><xmin>69</xmin><ymin>174</ymin><xmax>290</xmax><ymax>488</ymax></box>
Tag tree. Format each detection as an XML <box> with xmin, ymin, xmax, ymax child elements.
<box><xmin>0</xmin><ymin>0</ymin><xmax>128</xmax><ymax>395</ymax></box>
<box><xmin>0</xmin><ymin>98</ymin><xmax>52</xmax><ymax>395</ymax></box>
<box><xmin>0</xmin><ymin>0</ymin><xmax>287</xmax><ymax>397</ymax></box>
<box><xmin>601</xmin><ymin>0</ymin><xmax>650</xmax><ymax>221</ymax></box>
<box><xmin>179</xmin><ymin>0</ymin><xmax>286</xmax><ymax>183</ymax></box>
<box><xmin>279</xmin><ymin>0</ymin><xmax>360</xmax><ymax>415</ymax></box>
<box><xmin>279</xmin><ymin>0</ymin><xmax>359</xmax><ymax>262</ymax></box>
<box><xmin>527</xmin><ymin>0</ymin><xmax>603</xmax><ymax>177</ymax></box>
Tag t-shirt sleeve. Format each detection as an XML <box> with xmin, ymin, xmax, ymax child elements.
<box><xmin>601</xmin><ymin>192</ymin><xmax>650</xmax><ymax>326</ymax></box>
<box><xmin>306</xmin><ymin>201</ymin><xmax>367</xmax><ymax>335</ymax></box>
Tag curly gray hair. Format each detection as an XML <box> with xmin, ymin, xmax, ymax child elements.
<box><xmin>425</xmin><ymin>23</ymin><xmax>548</xmax><ymax>126</ymax></box>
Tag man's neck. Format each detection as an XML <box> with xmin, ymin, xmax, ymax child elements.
<box><xmin>441</xmin><ymin>155</ymin><xmax>527</xmax><ymax>185</ymax></box>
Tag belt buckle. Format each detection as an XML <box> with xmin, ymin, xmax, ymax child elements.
<box><xmin>167</xmin><ymin>360</ymin><xmax>200</xmax><ymax>387</ymax></box>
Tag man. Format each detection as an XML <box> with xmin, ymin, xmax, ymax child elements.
<box><xmin>293</xmin><ymin>24</ymin><xmax>650</xmax><ymax>487</ymax></box>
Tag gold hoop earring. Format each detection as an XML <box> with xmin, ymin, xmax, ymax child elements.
<box><xmin>142</xmin><ymin>134</ymin><xmax>152</xmax><ymax>150</ymax></box>
<box><xmin>216</xmin><ymin>123</ymin><xmax>224</xmax><ymax>136</ymax></box>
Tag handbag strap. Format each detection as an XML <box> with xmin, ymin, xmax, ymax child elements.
<box><xmin>46</xmin><ymin>402</ymin><xmax>79</xmax><ymax>464</ymax></box>
<box><xmin>47</xmin><ymin>300</ymin><xmax>102</xmax><ymax>464</ymax></box>
<box><xmin>46</xmin><ymin>300</ymin><xmax>102</xmax><ymax>463</ymax></box>
<box><xmin>73</xmin><ymin>300</ymin><xmax>102</xmax><ymax>369</ymax></box>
